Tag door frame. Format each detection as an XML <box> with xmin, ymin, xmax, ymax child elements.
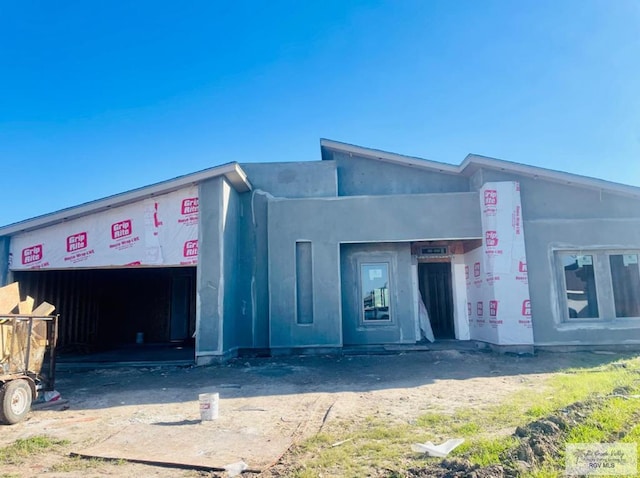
<box><xmin>412</xmin><ymin>253</ymin><xmax>471</xmax><ymax>341</ymax></box>
<box><xmin>418</xmin><ymin>261</ymin><xmax>455</xmax><ymax>339</ymax></box>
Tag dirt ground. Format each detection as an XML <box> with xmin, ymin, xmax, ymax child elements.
<box><xmin>0</xmin><ymin>349</ymin><xmax>626</xmax><ymax>477</ymax></box>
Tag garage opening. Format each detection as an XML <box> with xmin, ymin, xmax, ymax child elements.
<box><xmin>12</xmin><ymin>267</ymin><xmax>196</xmax><ymax>363</ymax></box>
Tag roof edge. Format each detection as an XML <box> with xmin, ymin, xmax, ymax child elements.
<box><xmin>320</xmin><ymin>138</ymin><xmax>459</xmax><ymax>173</ymax></box>
<box><xmin>320</xmin><ymin>138</ymin><xmax>640</xmax><ymax>199</ymax></box>
<box><xmin>0</xmin><ymin>162</ymin><xmax>252</xmax><ymax>236</ymax></box>
<box><xmin>462</xmin><ymin>153</ymin><xmax>640</xmax><ymax>199</ymax></box>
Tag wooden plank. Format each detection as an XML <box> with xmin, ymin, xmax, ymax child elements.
<box><xmin>0</xmin><ymin>282</ymin><xmax>20</xmax><ymax>314</ymax></box>
<box><xmin>32</xmin><ymin>302</ymin><xmax>56</xmax><ymax>316</ymax></box>
<box><xmin>0</xmin><ymin>321</ymin><xmax>10</xmax><ymax>364</ymax></box>
<box><xmin>29</xmin><ymin>320</ymin><xmax>48</xmax><ymax>373</ymax></box>
<box><xmin>19</xmin><ymin>296</ymin><xmax>34</xmax><ymax>314</ymax></box>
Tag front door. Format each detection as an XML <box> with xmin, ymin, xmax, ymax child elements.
<box><xmin>418</xmin><ymin>262</ymin><xmax>455</xmax><ymax>339</ymax></box>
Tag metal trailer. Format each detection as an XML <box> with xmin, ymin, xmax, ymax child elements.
<box><xmin>0</xmin><ymin>315</ymin><xmax>59</xmax><ymax>425</ymax></box>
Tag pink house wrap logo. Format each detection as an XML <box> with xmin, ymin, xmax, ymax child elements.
<box><xmin>111</xmin><ymin>220</ymin><xmax>132</xmax><ymax>240</ymax></box>
<box><xmin>474</xmin><ymin>262</ymin><xmax>481</xmax><ymax>277</ymax></box>
<box><xmin>490</xmin><ymin>300</ymin><xmax>499</xmax><ymax>317</ymax></box>
<box><xmin>522</xmin><ymin>299</ymin><xmax>532</xmax><ymax>317</ymax></box>
<box><xmin>485</xmin><ymin>231</ymin><xmax>499</xmax><ymax>247</ymax></box>
<box><xmin>476</xmin><ymin>301</ymin><xmax>484</xmax><ymax>317</ymax></box>
<box><xmin>519</xmin><ymin>261</ymin><xmax>527</xmax><ymax>273</ymax></box>
<box><xmin>66</xmin><ymin>232</ymin><xmax>87</xmax><ymax>252</ymax></box>
<box><xmin>467</xmin><ymin>302</ymin><xmax>472</xmax><ymax>317</ymax></box>
<box><xmin>22</xmin><ymin>244</ymin><xmax>43</xmax><ymax>265</ymax></box>
<box><xmin>484</xmin><ymin>189</ymin><xmax>497</xmax><ymax>206</ymax></box>
<box><xmin>183</xmin><ymin>240</ymin><xmax>198</xmax><ymax>258</ymax></box>
<box><xmin>181</xmin><ymin>198</ymin><xmax>199</xmax><ymax>215</ymax></box>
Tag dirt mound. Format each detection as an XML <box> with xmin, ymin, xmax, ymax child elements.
<box><xmin>405</xmin><ymin>458</ymin><xmax>507</xmax><ymax>477</ymax></box>
<box><xmin>511</xmin><ymin>416</ymin><xmax>569</xmax><ymax>468</ymax></box>
<box><xmin>402</xmin><ymin>400</ymin><xmax>598</xmax><ymax>478</ymax></box>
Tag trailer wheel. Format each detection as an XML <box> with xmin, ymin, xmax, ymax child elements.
<box><xmin>0</xmin><ymin>380</ymin><xmax>33</xmax><ymax>425</ymax></box>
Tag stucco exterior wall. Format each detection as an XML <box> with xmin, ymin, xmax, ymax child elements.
<box><xmin>221</xmin><ymin>180</ymin><xmax>241</xmax><ymax>352</ymax></box>
<box><xmin>4</xmin><ymin>146</ymin><xmax>640</xmax><ymax>357</ymax></box>
<box><xmin>478</xmin><ymin>169</ymin><xmax>640</xmax><ymax>220</ymax></box>
<box><xmin>267</xmin><ymin>192</ymin><xmax>482</xmax><ymax>349</ymax></box>
<box><xmin>476</xmin><ymin>168</ymin><xmax>640</xmax><ymax>346</ymax></box>
<box><xmin>241</xmin><ymin>161</ymin><xmax>337</xmax><ymax>198</ymax></box>
<box><xmin>196</xmin><ymin>176</ymin><xmax>241</xmax><ymax>362</ymax></box>
<box><xmin>526</xmin><ymin>218</ymin><xmax>640</xmax><ymax>345</ymax></box>
<box><xmin>341</xmin><ymin>243</ymin><xmax>415</xmax><ymax>345</ymax></box>
<box><xmin>331</xmin><ymin>151</ymin><xmax>470</xmax><ymax>196</ymax></box>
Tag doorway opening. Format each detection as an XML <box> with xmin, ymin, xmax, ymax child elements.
<box><xmin>418</xmin><ymin>262</ymin><xmax>455</xmax><ymax>339</ymax></box>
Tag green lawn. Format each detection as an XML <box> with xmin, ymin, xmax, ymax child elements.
<box><xmin>285</xmin><ymin>355</ymin><xmax>640</xmax><ymax>477</ymax></box>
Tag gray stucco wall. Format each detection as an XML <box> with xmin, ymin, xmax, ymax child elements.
<box><xmin>526</xmin><ymin>217</ymin><xmax>640</xmax><ymax>345</ymax></box>
<box><xmin>476</xmin><ymin>168</ymin><xmax>640</xmax><ymax>346</ymax></box>
<box><xmin>477</xmin><ymin>168</ymin><xmax>640</xmax><ymax>220</ymax></box>
<box><xmin>331</xmin><ymin>152</ymin><xmax>470</xmax><ymax>196</ymax></box>
<box><xmin>241</xmin><ymin>161</ymin><xmax>337</xmax><ymax>198</ymax></box>
<box><xmin>196</xmin><ymin>176</ymin><xmax>241</xmax><ymax>361</ymax></box>
<box><xmin>221</xmin><ymin>180</ymin><xmax>241</xmax><ymax>352</ymax></box>
<box><xmin>267</xmin><ymin>192</ymin><xmax>481</xmax><ymax>348</ymax></box>
<box><xmin>233</xmin><ymin>190</ymin><xmax>272</xmax><ymax>350</ymax></box>
<box><xmin>341</xmin><ymin>243</ymin><xmax>415</xmax><ymax>345</ymax></box>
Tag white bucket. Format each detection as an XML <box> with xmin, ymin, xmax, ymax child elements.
<box><xmin>199</xmin><ymin>392</ymin><xmax>219</xmax><ymax>421</ymax></box>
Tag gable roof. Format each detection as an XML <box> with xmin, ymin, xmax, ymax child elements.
<box><xmin>0</xmin><ymin>162</ymin><xmax>251</xmax><ymax>236</ymax></box>
<box><xmin>320</xmin><ymin>138</ymin><xmax>640</xmax><ymax>199</ymax></box>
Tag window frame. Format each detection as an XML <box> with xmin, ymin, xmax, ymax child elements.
<box><xmin>608</xmin><ymin>253</ymin><xmax>640</xmax><ymax>319</ymax></box>
<box><xmin>559</xmin><ymin>252</ymin><xmax>600</xmax><ymax>320</ymax></box>
<box><xmin>556</xmin><ymin>249</ymin><xmax>640</xmax><ymax>323</ymax></box>
<box><xmin>360</xmin><ymin>261</ymin><xmax>393</xmax><ymax>324</ymax></box>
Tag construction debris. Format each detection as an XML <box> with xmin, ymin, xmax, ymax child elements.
<box><xmin>1</xmin><ymin>281</ymin><xmax>59</xmax><ymax>424</ymax></box>
<box><xmin>0</xmin><ymin>282</ymin><xmax>20</xmax><ymax>315</ymax></box>
<box><xmin>411</xmin><ymin>438</ymin><xmax>465</xmax><ymax>457</ymax></box>
<box><xmin>0</xmin><ymin>282</ymin><xmax>57</xmax><ymax>376</ymax></box>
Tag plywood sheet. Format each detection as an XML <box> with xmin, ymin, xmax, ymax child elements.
<box><xmin>18</xmin><ymin>296</ymin><xmax>34</xmax><ymax>314</ymax></box>
<box><xmin>0</xmin><ymin>282</ymin><xmax>19</xmax><ymax>314</ymax></box>
<box><xmin>0</xmin><ymin>322</ymin><xmax>10</xmax><ymax>364</ymax></box>
<box><xmin>75</xmin><ymin>422</ymin><xmax>291</xmax><ymax>471</ymax></box>
<box><xmin>32</xmin><ymin>302</ymin><xmax>55</xmax><ymax>316</ymax></box>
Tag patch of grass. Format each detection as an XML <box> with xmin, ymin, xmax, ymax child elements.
<box><xmin>0</xmin><ymin>436</ymin><xmax>69</xmax><ymax>465</ymax></box>
<box><xmin>567</xmin><ymin>395</ymin><xmax>640</xmax><ymax>443</ymax></box>
<box><xmin>454</xmin><ymin>436</ymin><xmax>518</xmax><ymax>466</ymax></box>
<box><xmin>49</xmin><ymin>455</ymin><xmax>125</xmax><ymax>472</ymax></box>
<box><xmin>289</xmin><ymin>417</ymin><xmax>430</xmax><ymax>477</ymax></box>
<box><xmin>524</xmin><ymin>360</ymin><xmax>640</xmax><ymax>418</ymax></box>
<box><xmin>285</xmin><ymin>355</ymin><xmax>640</xmax><ymax>476</ymax></box>
<box><xmin>522</xmin><ymin>396</ymin><xmax>640</xmax><ymax>478</ymax></box>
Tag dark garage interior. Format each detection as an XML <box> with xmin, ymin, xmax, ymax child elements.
<box><xmin>13</xmin><ymin>267</ymin><xmax>196</xmax><ymax>363</ymax></box>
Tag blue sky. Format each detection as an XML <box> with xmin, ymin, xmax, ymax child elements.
<box><xmin>1</xmin><ymin>0</ymin><xmax>639</xmax><ymax>226</ymax></box>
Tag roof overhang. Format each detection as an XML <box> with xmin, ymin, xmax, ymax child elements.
<box><xmin>320</xmin><ymin>138</ymin><xmax>459</xmax><ymax>174</ymax></box>
<box><xmin>320</xmin><ymin>139</ymin><xmax>640</xmax><ymax>199</ymax></box>
<box><xmin>0</xmin><ymin>162</ymin><xmax>252</xmax><ymax>236</ymax></box>
<box><xmin>460</xmin><ymin>154</ymin><xmax>640</xmax><ymax>198</ymax></box>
